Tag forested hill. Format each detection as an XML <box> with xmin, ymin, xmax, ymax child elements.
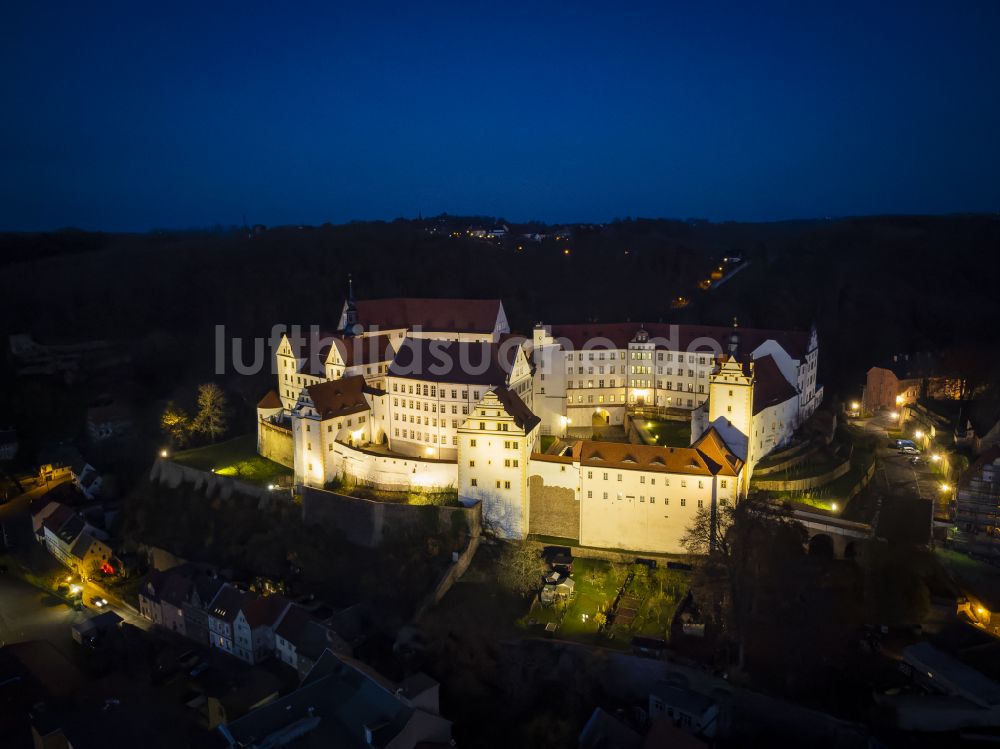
<box><xmin>1</xmin><ymin>214</ymin><xmax>997</xmax><ymax>397</ymax></box>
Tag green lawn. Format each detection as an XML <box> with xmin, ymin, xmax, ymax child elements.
<box><xmin>936</xmin><ymin>548</ymin><xmax>1000</xmax><ymax>607</ymax></box>
<box><xmin>172</xmin><ymin>434</ymin><xmax>291</xmax><ymax>485</ymax></box>
<box><xmin>520</xmin><ymin>558</ymin><xmax>617</xmax><ymax>640</ymax></box>
<box><xmin>538</xmin><ymin>435</ymin><xmax>558</xmax><ymax>453</ymax></box>
<box><xmin>642</xmin><ymin>420</ymin><xmax>691</xmax><ymax>448</ymax></box>
<box><xmin>518</xmin><ymin>559</ymin><xmax>688</xmax><ymax>647</ymax></box>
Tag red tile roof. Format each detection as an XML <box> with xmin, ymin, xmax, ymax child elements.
<box><xmin>355</xmin><ymin>298</ymin><xmax>503</xmax><ymax>334</ymax></box>
<box><xmin>242</xmin><ymin>595</ymin><xmax>290</xmax><ymax>629</ymax></box>
<box><xmin>691</xmin><ymin>427</ymin><xmax>744</xmax><ymax>477</ymax></box>
<box><xmin>579</xmin><ymin>441</ymin><xmax>722</xmax><ymax>476</ymax></box>
<box><xmin>306</xmin><ymin>375</ymin><xmax>373</xmax><ymax>420</ymax></box>
<box><xmin>257</xmin><ymin>390</ymin><xmax>282</xmax><ymax>409</ymax></box>
<box><xmin>549</xmin><ymin>322</ymin><xmax>811</xmax><ymax>359</ymax></box>
<box><xmin>751</xmin><ymin>355</ymin><xmax>798</xmax><ymax>414</ymax></box>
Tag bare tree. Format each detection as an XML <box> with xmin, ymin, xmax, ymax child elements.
<box><xmin>495</xmin><ymin>540</ymin><xmax>546</xmax><ymax>599</ymax></box>
<box><xmin>682</xmin><ymin>495</ymin><xmax>807</xmax><ymax>670</ymax></box>
<box><xmin>194</xmin><ymin>383</ymin><xmax>228</xmax><ymax>442</ymax></box>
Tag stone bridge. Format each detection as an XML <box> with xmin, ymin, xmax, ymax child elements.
<box><xmin>793</xmin><ymin>509</ymin><xmax>872</xmax><ymax>559</ymax></box>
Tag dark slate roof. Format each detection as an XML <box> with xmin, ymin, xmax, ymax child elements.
<box><xmin>752</xmin><ymin>355</ymin><xmax>798</xmax><ymax>415</ymax></box>
<box><xmin>328</xmin><ymin>333</ymin><xmax>396</xmax><ymax>367</ymax></box>
<box><xmin>209</xmin><ymin>584</ymin><xmax>250</xmax><ymax>623</ymax></box>
<box><xmin>649</xmin><ymin>683</ymin><xmax>717</xmax><ymax>715</ymax></box>
<box><xmin>387</xmin><ymin>338</ymin><xmax>519</xmax><ymax>386</ymax></box>
<box><xmin>274</xmin><ymin>604</ymin><xmax>313</xmax><ymax>645</ymax></box>
<box><xmin>221</xmin><ymin>650</ymin><xmax>435</xmax><ymax>749</ymax></box>
<box><xmin>158</xmin><ymin>571</ymin><xmax>194</xmax><ymax>609</ymax></box>
<box><xmin>491</xmin><ymin>387</ymin><xmax>540</xmax><ymax>432</ymax></box>
<box><xmin>69</xmin><ymin>532</ymin><xmax>103</xmax><ymax>560</ymax></box>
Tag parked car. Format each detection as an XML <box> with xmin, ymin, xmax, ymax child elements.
<box><xmin>90</xmin><ymin>596</ymin><xmax>109</xmax><ymax>608</ymax></box>
<box><xmin>909</xmin><ymin>456</ymin><xmax>922</xmax><ymax>465</ymax></box>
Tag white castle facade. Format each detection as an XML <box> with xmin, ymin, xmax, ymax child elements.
<box><xmin>257</xmin><ymin>290</ymin><xmax>823</xmax><ymax>551</ymax></box>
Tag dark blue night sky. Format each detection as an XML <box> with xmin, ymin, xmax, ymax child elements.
<box><xmin>2</xmin><ymin>1</ymin><xmax>999</xmax><ymax>230</ymax></box>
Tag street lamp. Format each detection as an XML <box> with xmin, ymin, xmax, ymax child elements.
<box><xmin>914</xmin><ymin>430</ymin><xmax>924</xmax><ymax>440</ymax></box>
<box><xmin>890</xmin><ymin>411</ymin><xmax>899</xmax><ymax>420</ymax></box>
<box><xmin>831</xmin><ymin>503</ymin><xmax>839</xmax><ymax>512</ymax></box>
<box><xmin>931</xmin><ymin>453</ymin><xmax>941</xmax><ymax>462</ymax></box>
<box><xmin>940</xmin><ymin>482</ymin><xmax>951</xmax><ymax>493</ymax></box>
<box><xmin>160</xmin><ymin>449</ymin><xmax>169</xmax><ymax>458</ymax></box>
<box><xmin>850</xmin><ymin>402</ymin><xmax>859</xmax><ymax>411</ymax></box>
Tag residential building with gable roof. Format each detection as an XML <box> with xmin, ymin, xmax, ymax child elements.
<box><xmin>218</xmin><ymin>649</ymin><xmax>452</xmax><ymax>749</ymax></box>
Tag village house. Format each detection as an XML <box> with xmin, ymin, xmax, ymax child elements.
<box><xmin>234</xmin><ymin>594</ymin><xmax>291</xmax><ymax>665</ymax></box>
<box><xmin>218</xmin><ymin>650</ymin><xmax>452</xmax><ymax>749</ymax></box>
<box><xmin>207</xmin><ymin>584</ymin><xmax>248</xmax><ymax>658</ymax></box>
<box><xmin>649</xmin><ymin>683</ymin><xmax>720</xmax><ymax>738</ymax></box>
<box><xmin>33</xmin><ymin>501</ymin><xmax>112</xmax><ymax>577</ymax></box>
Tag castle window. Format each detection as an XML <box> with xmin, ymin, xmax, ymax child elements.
<box><xmin>504</xmin><ymin>481</ymin><xmax>511</xmax><ymax>489</ymax></box>
<box><xmin>680</xmin><ymin>498</ymin><xmax>686</xmax><ymax>506</ymax></box>
<box><xmin>698</xmin><ymin>499</ymin><xmax>704</xmax><ymax>508</ymax></box>
<box><xmin>469</xmin><ymin>460</ymin><xmax>475</xmax><ymax>467</ymax></box>
<box><xmin>470</xmin><ymin>439</ymin><xmax>477</xmax><ymax>447</ymax></box>
<box><xmin>721</xmin><ymin>479</ymin><xmax>728</xmax><ymax>489</ymax></box>
<box><xmin>587</xmin><ymin>491</ymin><xmax>593</xmax><ymax>498</ymax></box>
<box><xmin>471</xmin><ymin>478</ymin><xmax>477</xmax><ymax>487</ymax></box>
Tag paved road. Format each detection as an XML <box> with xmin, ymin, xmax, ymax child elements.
<box><xmin>853</xmin><ymin>412</ymin><xmax>940</xmax><ymax>543</ymax></box>
<box><xmin>0</xmin><ymin>572</ymin><xmax>88</xmax><ymax>658</ymax></box>
<box><xmin>1</xmin><ymin>479</ymin><xmax>149</xmax><ymax>645</ymax></box>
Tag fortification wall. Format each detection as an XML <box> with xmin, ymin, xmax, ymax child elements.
<box><xmin>300</xmin><ymin>486</ymin><xmax>480</xmax><ymax>549</ymax></box>
<box><xmin>258</xmin><ymin>420</ymin><xmax>294</xmax><ymax>468</ymax></box>
<box><xmin>527</xmin><ymin>457</ymin><xmax>580</xmax><ymax>541</ymax></box>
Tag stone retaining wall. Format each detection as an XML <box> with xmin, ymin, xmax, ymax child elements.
<box><xmin>300</xmin><ymin>485</ymin><xmax>480</xmax><ymax>549</ymax></box>
<box><xmin>150</xmin><ymin>459</ymin><xmax>279</xmax><ymax>507</ymax></box>
<box><xmin>751</xmin><ymin>459</ymin><xmax>851</xmax><ymax>492</ymax></box>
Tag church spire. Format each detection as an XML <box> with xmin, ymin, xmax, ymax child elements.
<box><xmin>343</xmin><ymin>274</ymin><xmax>359</xmax><ymax>335</ymax></box>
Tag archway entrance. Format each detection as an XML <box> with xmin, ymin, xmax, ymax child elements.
<box><xmin>808</xmin><ymin>533</ymin><xmax>835</xmax><ymax>558</ymax></box>
<box><xmin>592</xmin><ymin>409</ymin><xmax>610</xmax><ymax>427</ymax></box>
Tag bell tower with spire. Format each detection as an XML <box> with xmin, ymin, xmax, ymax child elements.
<box><xmin>341</xmin><ymin>274</ymin><xmax>360</xmax><ymax>335</ymax></box>
<box><xmin>728</xmin><ymin>316</ymin><xmax>741</xmax><ymax>359</ymax></box>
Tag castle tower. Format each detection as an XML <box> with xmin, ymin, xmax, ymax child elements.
<box><xmin>707</xmin><ymin>355</ymin><xmax>754</xmax><ymax>465</ymax></box>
